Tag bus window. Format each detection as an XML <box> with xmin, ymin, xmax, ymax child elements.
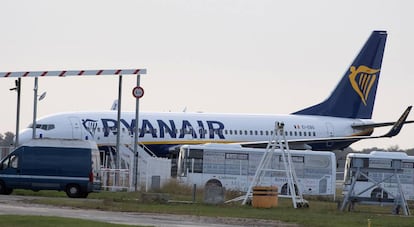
<box><xmin>186</xmin><ymin>149</ymin><xmax>203</xmax><ymax>173</ymax></box>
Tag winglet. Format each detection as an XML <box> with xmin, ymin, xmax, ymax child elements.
<box><xmin>383</xmin><ymin>106</ymin><xmax>412</xmax><ymax>137</ymax></box>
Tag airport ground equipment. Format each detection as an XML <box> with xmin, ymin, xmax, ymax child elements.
<box><xmin>340</xmin><ymin>153</ymin><xmax>411</xmax><ymax>215</ymax></box>
<box><xmin>242</xmin><ymin>122</ymin><xmax>308</xmax><ymax>208</ymax></box>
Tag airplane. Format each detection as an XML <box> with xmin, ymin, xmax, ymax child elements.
<box><xmin>17</xmin><ymin>30</ymin><xmax>412</xmax><ymax>157</ymax></box>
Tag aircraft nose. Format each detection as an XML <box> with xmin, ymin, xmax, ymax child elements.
<box><xmin>17</xmin><ymin>128</ymin><xmax>33</xmax><ymax>146</ymax></box>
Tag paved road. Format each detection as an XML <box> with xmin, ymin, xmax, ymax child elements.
<box><xmin>0</xmin><ymin>195</ymin><xmax>298</xmax><ymax>227</ymax></box>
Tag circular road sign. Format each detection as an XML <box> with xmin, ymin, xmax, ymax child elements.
<box><xmin>132</xmin><ymin>86</ymin><xmax>144</xmax><ymax>99</ymax></box>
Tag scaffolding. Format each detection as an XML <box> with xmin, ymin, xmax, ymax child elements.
<box><xmin>340</xmin><ymin>156</ymin><xmax>411</xmax><ymax>215</ymax></box>
<box><xmin>242</xmin><ymin>122</ymin><xmax>308</xmax><ymax>208</ymax></box>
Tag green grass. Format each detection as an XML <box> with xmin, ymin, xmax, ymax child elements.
<box><xmin>0</xmin><ymin>215</ymin><xmax>140</xmax><ymax>227</ymax></box>
<box><xmin>10</xmin><ymin>181</ymin><xmax>414</xmax><ymax>227</ymax></box>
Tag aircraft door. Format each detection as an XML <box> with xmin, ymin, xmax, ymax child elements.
<box><xmin>69</xmin><ymin>117</ymin><xmax>82</xmax><ymax>139</ymax></box>
<box><xmin>325</xmin><ymin>122</ymin><xmax>334</xmax><ymax>147</ymax></box>
<box><xmin>325</xmin><ymin>122</ymin><xmax>335</xmax><ymax>137</ymax></box>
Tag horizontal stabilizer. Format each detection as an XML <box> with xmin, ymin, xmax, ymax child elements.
<box><xmin>241</xmin><ymin>106</ymin><xmax>412</xmax><ymax>150</ymax></box>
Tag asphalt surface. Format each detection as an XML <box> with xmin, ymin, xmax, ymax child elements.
<box><xmin>0</xmin><ymin>195</ymin><xmax>298</xmax><ymax>227</ymax></box>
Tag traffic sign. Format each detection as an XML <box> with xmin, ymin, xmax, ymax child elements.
<box><xmin>132</xmin><ymin>86</ymin><xmax>144</xmax><ymax>99</ymax></box>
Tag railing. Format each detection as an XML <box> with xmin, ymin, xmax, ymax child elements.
<box><xmin>100</xmin><ymin>168</ymin><xmax>132</xmax><ymax>191</ymax></box>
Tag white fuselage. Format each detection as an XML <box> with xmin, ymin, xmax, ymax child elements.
<box><xmin>18</xmin><ymin>111</ymin><xmax>371</xmax><ymax>157</ymax></box>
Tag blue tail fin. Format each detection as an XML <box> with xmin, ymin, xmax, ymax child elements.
<box><xmin>293</xmin><ymin>31</ymin><xmax>387</xmax><ymax>119</ymax></box>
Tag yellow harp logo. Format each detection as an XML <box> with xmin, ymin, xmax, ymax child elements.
<box><xmin>348</xmin><ymin>65</ymin><xmax>380</xmax><ymax>106</ymax></box>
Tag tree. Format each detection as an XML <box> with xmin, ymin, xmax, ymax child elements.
<box><xmin>0</xmin><ymin>132</ymin><xmax>14</xmax><ymax>146</ymax></box>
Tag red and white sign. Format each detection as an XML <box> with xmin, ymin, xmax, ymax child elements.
<box><xmin>132</xmin><ymin>86</ymin><xmax>144</xmax><ymax>99</ymax></box>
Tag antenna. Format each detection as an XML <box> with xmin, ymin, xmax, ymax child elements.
<box><xmin>38</xmin><ymin>92</ymin><xmax>47</xmax><ymax>101</ymax></box>
<box><xmin>111</xmin><ymin>100</ymin><xmax>118</xmax><ymax>110</ymax></box>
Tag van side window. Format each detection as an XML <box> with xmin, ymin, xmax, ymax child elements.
<box><xmin>10</xmin><ymin>155</ymin><xmax>18</xmax><ymax>169</ymax></box>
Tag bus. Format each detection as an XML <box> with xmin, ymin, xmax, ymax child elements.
<box><xmin>343</xmin><ymin>151</ymin><xmax>414</xmax><ymax>200</ymax></box>
<box><xmin>176</xmin><ymin>143</ymin><xmax>336</xmax><ymax>197</ymax></box>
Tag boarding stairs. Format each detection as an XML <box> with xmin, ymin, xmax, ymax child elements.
<box><xmin>100</xmin><ymin>143</ymin><xmax>171</xmax><ymax>192</ymax></box>
<box><xmin>241</xmin><ymin>122</ymin><xmax>308</xmax><ymax>208</ymax></box>
<box><xmin>340</xmin><ymin>161</ymin><xmax>411</xmax><ymax>216</ymax></box>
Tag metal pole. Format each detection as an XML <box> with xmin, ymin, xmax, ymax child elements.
<box><xmin>32</xmin><ymin>77</ymin><xmax>38</xmax><ymax>139</ymax></box>
<box><xmin>14</xmin><ymin>78</ymin><xmax>21</xmax><ymax>147</ymax></box>
<box><xmin>116</xmin><ymin>75</ymin><xmax>122</xmax><ymax>171</ymax></box>
<box><xmin>134</xmin><ymin>74</ymin><xmax>141</xmax><ymax>191</ymax></box>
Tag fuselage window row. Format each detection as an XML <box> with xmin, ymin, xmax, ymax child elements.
<box><xmin>90</xmin><ymin>127</ymin><xmax>317</xmax><ymax>138</ymax></box>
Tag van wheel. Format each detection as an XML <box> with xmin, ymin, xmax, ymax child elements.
<box><xmin>66</xmin><ymin>184</ymin><xmax>82</xmax><ymax>198</ymax></box>
<box><xmin>0</xmin><ymin>181</ymin><xmax>13</xmax><ymax>195</ymax></box>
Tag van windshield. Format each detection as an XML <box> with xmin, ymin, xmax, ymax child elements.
<box><xmin>0</xmin><ymin>148</ymin><xmax>20</xmax><ymax>170</ymax></box>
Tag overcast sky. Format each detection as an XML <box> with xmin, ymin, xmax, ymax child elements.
<box><xmin>0</xmin><ymin>0</ymin><xmax>413</xmax><ymax>150</ymax></box>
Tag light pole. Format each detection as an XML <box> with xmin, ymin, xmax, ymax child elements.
<box><xmin>10</xmin><ymin>78</ymin><xmax>21</xmax><ymax>147</ymax></box>
<box><xmin>134</xmin><ymin>74</ymin><xmax>141</xmax><ymax>191</ymax></box>
<box><xmin>32</xmin><ymin>77</ymin><xmax>46</xmax><ymax>139</ymax></box>
<box><xmin>32</xmin><ymin>77</ymin><xmax>38</xmax><ymax>139</ymax></box>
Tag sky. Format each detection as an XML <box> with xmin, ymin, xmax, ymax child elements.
<box><xmin>0</xmin><ymin>0</ymin><xmax>413</xmax><ymax>151</ymax></box>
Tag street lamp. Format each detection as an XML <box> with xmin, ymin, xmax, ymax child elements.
<box><xmin>9</xmin><ymin>78</ymin><xmax>21</xmax><ymax>147</ymax></box>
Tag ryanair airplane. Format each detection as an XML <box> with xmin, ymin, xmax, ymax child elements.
<box><xmin>18</xmin><ymin>31</ymin><xmax>412</xmax><ymax>157</ymax></box>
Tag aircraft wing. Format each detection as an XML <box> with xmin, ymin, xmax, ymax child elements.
<box><xmin>241</xmin><ymin>106</ymin><xmax>412</xmax><ymax>150</ymax></box>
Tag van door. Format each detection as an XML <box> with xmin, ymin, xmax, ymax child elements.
<box><xmin>0</xmin><ymin>151</ymin><xmax>23</xmax><ymax>188</ymax></box>
<box><xmin>69</xmin><ymin>117</ymin><xmax>82</xmax><ymax>139</ymax></box>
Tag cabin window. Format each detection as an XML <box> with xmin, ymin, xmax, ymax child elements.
<box><xmin>299</xmin><ymin>131</ymin><xmax>302</xmax><ymax>136</ymax></box>
<box><xmin>224</xmin><ymin>130</ymin><xmax>228</xmax><ymax>135</ymax></box>
<box><xmin>28</xmin><ymin>124</ymin><xmax>55</xmax><ymax>131</ymax></box>
<box><xmin>250</xmin><ymin>130</ymin><xmax>253</xmax><ymax>135</ymax></box>
<box><xmin>260</xmin><ymin>131</ymin><xmax>263</xmax><ymax>135</ymax></box>
<box><xmin>313</xmin><ymin>132</ymin><xmax>316</xmax><ymax>136</ymax></box>
<box><xmin>240</xmin><ymin>130</ymin><xmax>243</xmax><ymax>135</ymax></box>
<box><xmin>229</xmin><ymin>130</ymin><xmax>233</xmax><ymax>135</ymax></box>
<box><xmin>294</xmin><ymin>131</ymin><xmax>297</xmax><ymax>136</ymax></box>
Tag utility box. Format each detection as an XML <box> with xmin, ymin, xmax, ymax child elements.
<box><xmin>252</xmin><ymin>186</ymin><xmax>278</xmax><ymax>208</ymax></box>
<box><xmin>151</xmin><ymin>175</ymin><xmax>161</xmax><ymax>191</ymax></box>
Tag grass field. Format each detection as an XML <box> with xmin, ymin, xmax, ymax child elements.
<box><xmin>7</xmin><ymin>181</ymin><xmax>414</xmax><ymax>227</ymax></box>
<box><xmin>0</xmin><ymin>215</ymin><xmax>143</xmax><ymax>227</ymax></box>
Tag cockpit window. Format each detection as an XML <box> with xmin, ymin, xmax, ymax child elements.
<box><xmin>27</xmin><ymin>124</ymin><xmax>55</xmax><ymax>130</ymax></box>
